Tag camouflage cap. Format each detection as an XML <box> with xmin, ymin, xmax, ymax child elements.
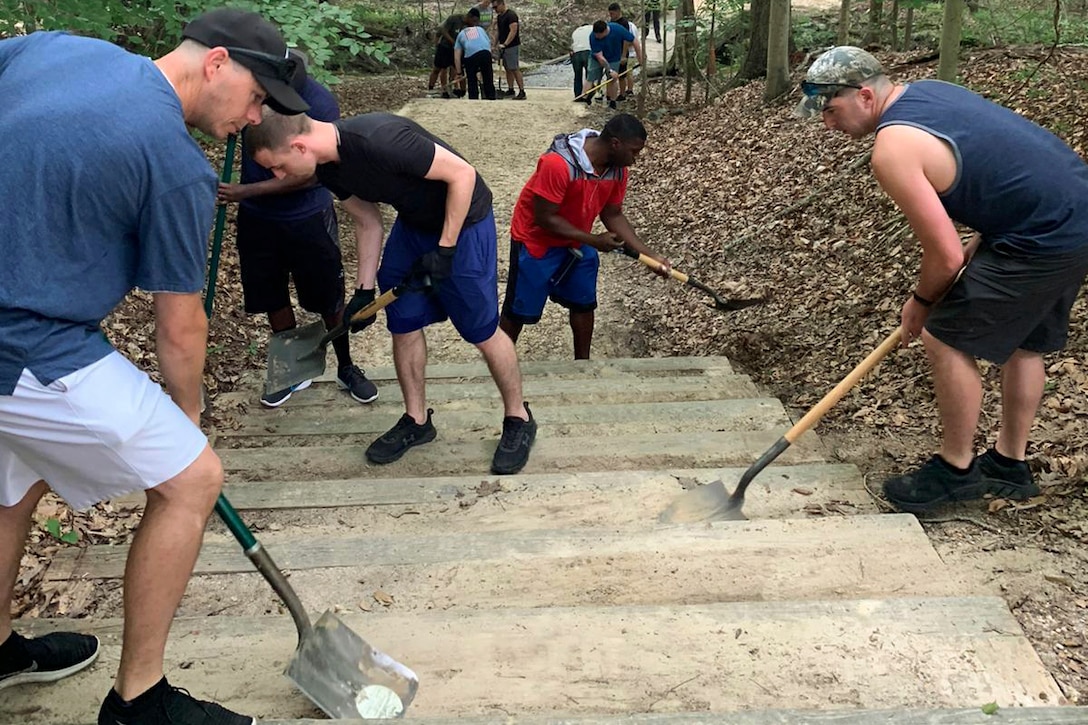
<box><xmin>794</xmin><ymin>46</ymin><xmax>884</xmax><ymax>118</ymax></box>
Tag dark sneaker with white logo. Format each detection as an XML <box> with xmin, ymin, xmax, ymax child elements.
<box><xmin>976</xmin><ymin>448</ymin><xmax>1039</xmax><ymax>499</ymax></box>
<box><xmin>366</xmin><ymin>409</ymin><xmax>437</xmax><ymax>464</ymax></box>
<box><xmin>884</xmin><ymin>455</ymin><xmax>982</xmax><ymax>512</ymax></box>
<box><xmin>490</xmin><ymin>403</ymin><xmax>536</xmax><ymax>475</ymax></box>
<box><xmin>0</xmin><ymin>630</ymin><xmax>100</xmax><ymax>690</ymax></box>
<box><xmin>260</xmin><ymin>378</ymin><xmax>311</xmax><ymax>408</ymax></box>
<box><xmin>98</xmin><ymin>676</ymin><xmax>254</xmax><ymax>725</ymax></box>
<box><xmin>338</xmin><ymin>364</ymin><xmax>378</xmax><ymax>404</ymax></box>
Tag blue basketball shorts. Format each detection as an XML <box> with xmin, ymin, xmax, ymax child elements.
<box><xmin>501</xmin><ymin>241</ymin><xmax>599</xmax><ymax>325</ymax></box>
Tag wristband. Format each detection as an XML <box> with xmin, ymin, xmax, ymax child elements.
<box><xmin>912</xmin><ymin>291</ymin><xmax>934</xmax><ymax>307</ymax></box>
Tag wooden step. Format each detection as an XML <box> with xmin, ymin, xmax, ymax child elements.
<box><xmin>259</xmin><ymin>709</ymin><xmax>1088</xmax><ymax>725</ymax></box>
<box><xmin>7</xmin><ymin>598</ymin><xmax>1061</xmax><ymax>723</ymax></box>
<box><xmin>242</xmin><ymin>374</ymin><xmax>761</xmax><ymax>410</ymax></box>
<box><xmin>207</xmin><ymin>463</ymin><xmax>872</xmax><ymax>531</ymax></box>
<box><xmin>218</xmin><ymin>430</ymin><xmax>825</xmax><ymax>481</ymax></box>
<box><xmin>216</xmin><ymin>398</ymin><xmax>789</xmax><ymax>441</ymax></box>
<box><xmin>46</xmin><ymin>516</ymin><xmax>969</xmax><ymax>620</ymax></box>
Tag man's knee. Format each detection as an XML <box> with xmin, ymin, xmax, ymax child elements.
<box><xmin>147</xmin><ymin>446</ymin><xmax>223</xmax><ymax>515</ymax></box>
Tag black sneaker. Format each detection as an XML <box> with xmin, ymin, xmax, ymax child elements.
<box><xmin>0</xmin><ymin>631</ymin><xmax>99</xmax><ymax>690</ymax></box>
<box><xmin>883</xmin><ymin>455</ymin><xmax>985</xmax><ymax>513</ymax></box>
<box><xmin>338</xmin><ymin>364</ymin><xmax>378</xmax><ymax>404</ymax></box>
<box><xmin>98</xmin><ymin>677</ymin><xmax>254</xmax><ymax>725</ymax></box>
<box><xmin>608</xmin><ymin>100</ymin><xmax>617</xmax><ymax>110</ymax></box>
<box><xmin>514</xmin><ymin>90</ymin><xmax>526</xmax><ymax>100</ymax></box>
<box><xmin>260</xmin><ymin>378</ymin><xmax>311</xmax><ymax>408</ymax></box>
<box><xmin>501</xmin><ymin>88</ymin><xmax>515</xmax><ymax>97</ymax></box>
<box><xmin>366</xmin><ymin>409</ymin><xmax>437</xmax><ymax>464</ymax></box>
<box><xmin>977</xmin><ymin>448</ymin><xmax>1039</xmax><ymax>499</ymax></box>
<box><xmin>491</xmin><ymin>403</ymin><xmax>536</xmax><ymax>475</ymax></box>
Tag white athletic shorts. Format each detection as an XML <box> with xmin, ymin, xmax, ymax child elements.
<box><xmin>0</xmin><ymin>352</ymin><xmax>208</xmax><ymax>511</ymax></box>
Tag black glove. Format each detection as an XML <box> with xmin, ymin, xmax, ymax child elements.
<box><xmin>343</xmin><ymin>287</ymin><xmax>377</xmax><ymax>333</ymax></box>
<box><xmin>412</xmin><ymin>245</ymin><xmax>456</xmax><ymax>283</ymax></box>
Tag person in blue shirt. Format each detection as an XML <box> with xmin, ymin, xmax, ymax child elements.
<box><xmin>588</xmin><ymin>19</ymin><xmax>634</xmax><ymax>108</ymax></box>
<box><xmin>454</xmin><ymin>8</ymin><xmax>497</xmax><ymax>100</ymax></box>
<box><xmin>217</xmin><ymin>52</ymin><xmax>379</xmax><ymax>408</ymax></box>
<box><xmin>0</xmin><ymin>9</ymin><xmax>305</xmax><ymax>725</ymax></box>
<box><xmin>798</xmin><ymin>46</ymin><xmax>1088</xmax><ymax>513</ymax></box>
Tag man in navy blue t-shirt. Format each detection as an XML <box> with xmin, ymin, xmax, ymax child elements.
<box><xmin>218</xmin><ymin>54</ymin><xmax>378</xmax><ymax>408</ymax></box>
<box><xmin>0</xmin><ymin>9</ymin><xmax>305</xmax><ymax>725</ymax></box>
<box><xmin>589</xmin><ymin>19</ymin><xmax>634</xmax><ymax>108</ymax></box>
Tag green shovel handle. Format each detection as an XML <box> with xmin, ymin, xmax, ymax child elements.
<box><xmin>204</xmin><ymin>134</ymin><xmax>237</xmax><ymax>319</ymax></box>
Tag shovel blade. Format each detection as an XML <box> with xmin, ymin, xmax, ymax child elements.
<box><xmin>286</xmin><ymin>610</ymin><xmax>419</xmax><ymax>719</ymax></box>
<box><xmin>266</xmin><ymin>321</ymin><xmax>328</xmax><ymax>395</ymax></box>
<box><xmin>658</xmin><ymin>480</ymin><xmax>747</xmax><ymax>523</ymax></box>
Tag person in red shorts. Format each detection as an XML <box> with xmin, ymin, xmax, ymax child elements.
<box><xmin>499</xmin><ymin>113</ymin><xmax>669</xmax><ymax>359</ymax></box>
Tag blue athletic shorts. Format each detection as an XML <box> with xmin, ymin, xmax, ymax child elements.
<box><xmin>502</xmin><ymin>241</ymin><xmax>599</xmax><ymax>324</ymax></box>
<box><xmin>377</xmin><ymin>211</ymin><xmax>499</xmax><ymax>344</ymax></box>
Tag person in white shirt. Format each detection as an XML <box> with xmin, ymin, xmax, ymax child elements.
<box><xmin>570</xmin><ymin>23</ymin><xmax>593</xmax><ymax>102</ymax></box>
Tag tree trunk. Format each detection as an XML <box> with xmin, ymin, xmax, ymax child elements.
<box><xmin>681</xmin><ymin>0</ymin><xmax>698</xmax><ymax>103</ymax></box>
<box><xmin>738</xmin><ymin>0</ymin><xmax>770</xmax><ymax>80</ymax></box>
<box><xmin>904</xmin><ymin>6</ymin><xmax>914</xmax><ymax>49</ymax></box>
<box><xmin>937</xmin><ymin>0</ymin><xmax>965</xmax><ymax>81</ymax></box>
<box><xmin>865</xmin><ymin>0</ymin><xmax>883</xmax><ymax>46</ymax></box>
<box><xmin>837</xmin><ymin>0</ymin><xmax>850</xmax><ymax>45</ymax></box>
<box><xmin>889</xmin><ymin>0</ymin><xmax>899</xmax><ymax>49</ymax></box>
<box><xmin>764</xmin><ymin>0</ymin><xmax>790</xmax><ymax>101</ymax></box>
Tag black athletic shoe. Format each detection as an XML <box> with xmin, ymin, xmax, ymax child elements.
<box><xmin>883</xmin><ymin>455</ymin><xmax>985</xmax><ymax>512</ymax></box>
<box><xmin>514</xmin><ymin>90</ymin><xmax>526</xmax><ymax>100</ymax></box>
<box><xmin>98</xmin><ymin>677</ymin><xmax>254</xmax><ymax>725</ymax></box>
<box><xmin>338</xmin><ymin>364</ymin><xmax>378</xmax><ymax>404</ymax></box>
<box><xmin>490</xmin><ymin>403</ymin><xmax>536</xmax><ymax>475</ymax></box>
<box><xmin>0</xmin><ymin>631</ymin><xmax>100</xmax><ymax>691</ymax></box>
<box><xmin>977</xmin><ymin>448</ymin><xmax>1039</xmax><ymax>498</ymax></box>
<box><xmin>366</xmin><ymin>409</ymin><xmax>437</xmax><ymax>464</ymax></box>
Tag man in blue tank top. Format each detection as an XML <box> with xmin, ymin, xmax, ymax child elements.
<box><xmin>797</xmin><ymin>46</ymin><xmax>1088</xmax><ymax>513</ymax></box>
<box><xmin>0</xmin><ymin>9</ymin><xmax>305</xmax><ymax>725</ymax></box>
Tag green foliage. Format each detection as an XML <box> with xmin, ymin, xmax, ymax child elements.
<box><xmin>0</xmin><ymin>0</ymin><xmax>391</xmax><ymax>82</ymax></box>
<box><xmin>981</xmin><ymin>702</ymin><xmax>1000</xmax><ymax>715</ymax></box>
<box><xmin>44</xmin><ymin>517</ymin><xmax>80</xmax><ymax>545</ymax></box>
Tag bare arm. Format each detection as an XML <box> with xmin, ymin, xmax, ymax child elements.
<box><xmin>217</xmin><ymin>175</ymin><xmax>318</xmax><ymax>203</ymax></box>
<box><xmin>501</xmin><ymin>21</ymin><xmax>519</xmax><ymax>46</ymax></box>
<box><xmin>600</xmin><ymin>203</ymin><xmax>669</xmax><ymax>273</ymax></box>
<box><xmin>532</xmin><ymin>196</ymin><xmax>621</xmax><ymax>252</ymax></box>
<box><xmin>340</xmin><ymin>195</ymin><xmax>383</xmax><ymax>289</ymax></box>
<box><xmin>153</xmin><ymin>292</ymin><xmax>208</xmax><ymax>425</ymax></box>
<box><xmin>424</xmin><ymin>144</ymin><xmax>477</xmax><ymax>248</ymax></box>
<box><xmin>872</xmin><ymin>125</ymin><xmax>965</xmax><ymax>340</ymax></box>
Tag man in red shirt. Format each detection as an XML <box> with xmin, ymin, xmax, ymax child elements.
<box><xmin>499</xmin><ymin>114</ymin><xmax>668</xmax><ymax>358</ymax></box>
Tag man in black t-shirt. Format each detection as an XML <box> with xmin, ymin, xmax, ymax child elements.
<box><xmin>492</xmin><ymin>0</ymin><xmax>525</xmax><ymax>99</ymax></box>
<box><xmin>429</xmin><ymin>12</ymin><xmax>466</xmax><ymax>97</ymax></box>
<box><xmin>247</xmin><ymin>110</ymin><xmax>537</xmax><ymax>475</ymax></box>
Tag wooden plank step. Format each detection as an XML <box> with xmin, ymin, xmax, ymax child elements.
<box><xmin>260</xmin><ymin>709</ymin><xmax>1088</xmax><ymax>724</ymax></box>
<box><xmin>334</xmin><ymin>355</ymin><xmax>738</xmax><ymax>382</ymax></box>
<box><xmin>208</xmin><ymin>463</ymin><xmax>871</xmax><ymax>528</ymax></box>
<box><xmin>8</xmin><ymin>598</ymin><xmax>1061</xmax><ymax>723</ymax></box>
<box><xmin>218</xmin><ymin>430</ymin><xmax>825</xmax><ymax>481</ymax></box>
<box><xmin>216</xmin><ymin>398</ymin><xmax>789</xmax><ymax>440</ymax></box>
<box><xmin>46</xmin><ymin>516</ymin><xmax>964</xmax><ymax>615</ymax></box>
<box><xmin>249</xmin><ymin>375</ymin><xmax>761</xmax><ymax>410</ymax></box>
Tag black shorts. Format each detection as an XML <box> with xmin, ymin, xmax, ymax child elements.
<box><xmin>235</xmin><ymin>205</ymin><xmax>345</xmax><ymax>317</ymax></box>
<box><xmin>925</xmin><ymin>242</ymin><xmax>1088</xmax><ymax>364</ymax></box>
<box><xmin>434</xmin><ymin>44</ymin><xmax>455</xmax><ymax>69</ymax></box>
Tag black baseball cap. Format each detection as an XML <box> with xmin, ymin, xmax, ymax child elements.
<box><xmin>182</xmin><ymin>8</ymin><xmax>309</xmax><ymax>115</ymax></box>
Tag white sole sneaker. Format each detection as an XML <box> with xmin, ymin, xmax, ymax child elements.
<box><xmin>260</xmin><ymin>379</ymin><xmax>312</xmax><ymax>409</ymax></box>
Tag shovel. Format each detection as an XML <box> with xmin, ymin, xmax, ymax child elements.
<box><xmin>215</xmin><ymin>494</ymin><xmax>419</xmax><ymax>717</ymax></box>
<box><xmin>659</xmin><ymin>327</ymin><xmax>903</xmax><ymax>523</ymax></box>
<box><xmin>575</xmin><ymin>63</ymin><xmax>640</xmax><ymax>102</ymax></box>
<box><xmin>617</xmin><ymin>246</ymin><xmax>764</xmax><ymax>312</ymax></box>
<box><xmin>265</xmin><ymin>281</ymin><xmax>417</xmax><ymax>395</ymax></box>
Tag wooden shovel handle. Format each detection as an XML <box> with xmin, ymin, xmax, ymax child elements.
<box><xmin>346</xmin><ymin>287</ymin><xmax>399</xmax><ymax>326</ymax></box>
<box><xmin>633</xmin><ymin>252</ymin><xmax>688</xmax><ymax>283</ymax></box>
<box><xmin>575</xmin><ymin>64</ymin><xmax>640</xmax><ymax>101</ymax></box>
<box><xmin>784</xmin><ymin>327</ymin><xmax>903</xmax><ymax>444</ymax></box>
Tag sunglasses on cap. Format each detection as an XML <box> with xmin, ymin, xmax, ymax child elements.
<box><xmin>225</xmin><ymin>46</ymin><xmax>297</xmax><ymax>82</ymax></box>
<box><xmin>800</xmin><ymin>80</ymin><xmax>862</xmax><ymax>97</ymax></box>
